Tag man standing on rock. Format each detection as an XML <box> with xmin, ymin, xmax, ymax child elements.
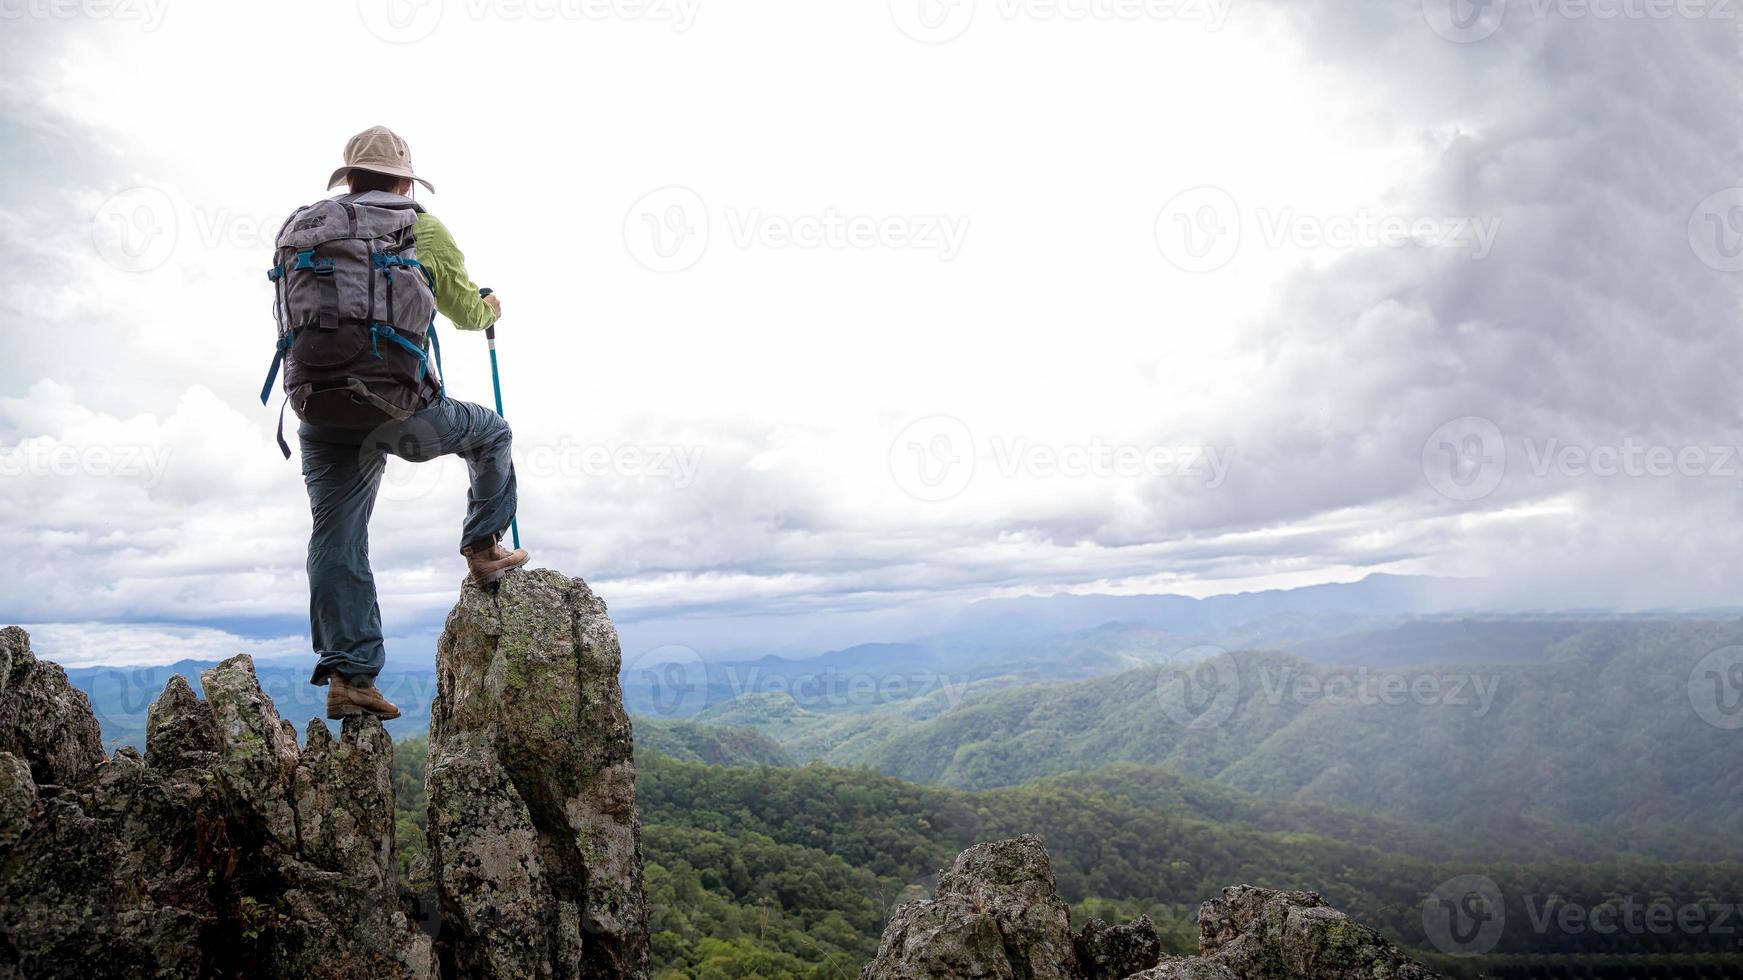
<box><xmin>267</xmin><ymin>126</ymin><xmax>530</xmax><ymax>722</ymax></box>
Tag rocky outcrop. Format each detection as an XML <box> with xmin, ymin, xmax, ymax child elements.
<box><xmin>0</xmin><ymin>569</ymin><xmax>653</xmax><ymax>980</ymax></box>
<box><xmin>860</xmin><ymin>835</ymin><xmax>1162</xmax><ymax>980</ymax></box>
<box><xmin>427</xmin><ymin>569</ymin><xmax>650</xmax><ymax>980</ymax></box>
<box><xmin>1181</xmin><ymin>884</ymin><xmax>1441</xmax><ymax>980</ymax></box>
<box><xmin>0</xmin><ymin>633</ymin><xmax>432</xmax><ymax>979</ymax></box>
<box><xmin>0</xmin><ymin>626</ymin><xmax>103</xmax><ymax>787</ymax></box>
<box><xmin>862</xmin><ymin>836</ymin><xmax>1443</xmax><ymax>980</ymax></box>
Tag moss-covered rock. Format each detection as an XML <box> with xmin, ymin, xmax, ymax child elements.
<box><xmin>859</xmin><ymin>834</ymin><xmax>1160</xmax><ymax>980</ymax></box>
<box><xmin>860</xmin><ymin>837</ymin><xmax>1443</xmax><ymax>980</ymax></box>
<box><xmin>0</xmin><ymin>631</ymin><xmax>433</xmax><ymax>979</ymax></box>
<box><xmin>1196</xmin><ymin>884</ymin><xmax>1441</xmax><ymax>980</ymax></box>
<box><xmin>0</xmin><ymin>625</ymin><xmax>103</xmax><ymax>787</ymax></box>
<box><xmin>428</xmin><ymin>568</ymin><xmax>651</xmax><ymax>980</ymax></box>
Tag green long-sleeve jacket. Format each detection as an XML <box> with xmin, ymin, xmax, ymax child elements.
<box><xmin>415</xmin><ymin>213</ymin><xmax>497</xmax><ymax>331</ymax></box>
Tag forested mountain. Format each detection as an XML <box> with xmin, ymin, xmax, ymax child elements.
<box><xmin>64</xmin><ymin>610</ymin><xmax>1743</xmax><ymax>977</ymax></box>
<box><xmin>389</xmin><ymin>739</ymin><xmax>1743</xmax><ymax>979</ymax></box>
<box><xmin>635</xmin><ymin>718</ymin><xmax>797</xmax><ymax>768</ymax></box>
<box><xmin>692</xmin><ymin>621</ymin><xmax>1743</xmax><ymax>863</ymax></box>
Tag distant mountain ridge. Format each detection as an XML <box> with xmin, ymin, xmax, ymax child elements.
<box><xmin>703</xmin><ymin>619</ymin><xmax>1743</xmax><ymax>864</ymax></box>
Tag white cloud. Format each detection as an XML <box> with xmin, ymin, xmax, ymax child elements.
<box><xmin>1</xmin><ymin>1</ymin><xmax>1738</xmax><ymax>664</ymax></box>
<box><xmin>14</xmin><ymin>622</ymin><xmax>306</xmax><ymax>669</ymax></box>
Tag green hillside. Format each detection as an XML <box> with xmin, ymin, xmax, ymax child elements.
<box><xmin>734</xmin><ymin>623</ymin><xmax>1743</xmax><ymax>861</ymax></box>
<box><xmin>392</xmin><ymin>736</ymin><xmax>1743</xmax><ymax>979</ymax></box>
<box><xmin>635</xmin><ymin>718</ymin><xmax>798</xmax><ymax>768</ymax></box>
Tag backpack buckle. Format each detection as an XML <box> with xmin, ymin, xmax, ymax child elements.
<box><xmin>293</xmin><ymin>249</ymin><xmax>336</xmax><ymax>276</ymax></box>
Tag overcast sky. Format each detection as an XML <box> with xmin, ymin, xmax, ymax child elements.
<box><xmin>1</xmin><ymin>0</ymin><xmax>1738</xmax><ymax>667</ymax></box>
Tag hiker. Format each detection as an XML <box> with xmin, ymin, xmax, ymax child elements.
<box><xmin>262</xmin><ymin>125</ymin><xmax>530</xmax><ymax>722</ymax></box>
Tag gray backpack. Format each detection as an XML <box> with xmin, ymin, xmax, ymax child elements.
<box><xmin>260</xmin><ymin>191</ymin><xmax>442</xmax><ymax>456</ymax></box>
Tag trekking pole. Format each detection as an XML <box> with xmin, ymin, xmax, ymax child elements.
<box><xmin>479</xmin><ymin>287</ymin><xmax>521</xmax><ymax>550</ymax></box>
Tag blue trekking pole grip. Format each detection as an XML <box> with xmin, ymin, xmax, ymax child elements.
<box><xmin>479</xmin><ymin>287</ymin><xmax>521</xmax><ymax>550</ymax></box>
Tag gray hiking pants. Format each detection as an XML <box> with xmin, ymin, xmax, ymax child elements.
<box><xmin>300</xmin><ymin>397</ymin><xmax>517</xmax><ymax>687</ymax></box>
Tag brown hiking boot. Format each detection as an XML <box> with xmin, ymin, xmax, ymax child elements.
<box><xmin>462</xmin><ymin>535</ymin><xmax>530</xmax><ymax>584</ymax></box>
<box><xmin>327</xmin><ymin>674</ymin><xmax>401</xmax><ymax>721</ymax></box>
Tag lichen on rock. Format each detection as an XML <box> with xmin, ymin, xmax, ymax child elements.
<box><xmin>427</xmin><ymin>568</ymin><xmax>651</xmax><ymax>980</ymax></box>
<box><xmin>860</xmin><ymin>836</ymin><xmax>1444</xmax><ymax>980</ymax></box>
<box><xmin>0</xmin><ymin>633</ymin><xmax>434</xmax><ymax>979</ymax></box>
<box><xmin>859</xmin><ymin>834</ymin><xmax>1162</xmax><ymax>980</ymax></box>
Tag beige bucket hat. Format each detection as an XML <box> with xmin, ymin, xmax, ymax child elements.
<box><xmin>326</xmin><ymin>125</ymin><xmax>436</xmax><ymax>194</ymax></box>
